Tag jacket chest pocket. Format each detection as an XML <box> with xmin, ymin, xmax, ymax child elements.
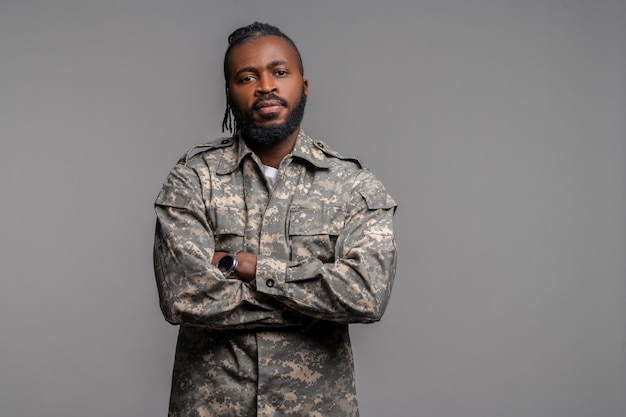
<box><xmin>288</xmin><ymin>206</ymin><xmax>345</xmax><ymax>262</ymax></box>
<box><xmin>211</xmin><ymin>206</ymin><xmax>245</xmax><ymax>253</ymax></box>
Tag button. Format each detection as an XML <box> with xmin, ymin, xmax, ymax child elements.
<box><xmin>266</xmin><ymin>279</ymin><xmax>275</xmax><ymax>288</ymax></box>
<box><xmin>221</xmin><ymin>139</ymin><xmax>229</xmax><ymax>144</ymax></box>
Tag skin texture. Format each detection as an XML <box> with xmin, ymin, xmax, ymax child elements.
<box><xmin>214</xmin><ymin>36</ymin><xmax>310</xmax><ymax>280</ymax></box>
<box><xmin>226</xmin><ymin>36</ymin><xmax>309</xmax><ymax>168</ymax></box>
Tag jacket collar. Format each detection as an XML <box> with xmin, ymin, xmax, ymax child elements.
<box><xmin>216</xmin><ymin>129</ymin><xmax>332</xmax><ymax>174</ymax></box>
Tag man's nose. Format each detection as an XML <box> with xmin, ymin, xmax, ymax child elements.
<box><xmin>256</xmin><ymin>74</ymin><xmax>277</xmax><ymax>95</ymax></box>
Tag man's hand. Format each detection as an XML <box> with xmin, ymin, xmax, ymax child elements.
<box><xmin>212</xmin><ymin>251</ymin><xmax>257</xmax><ymax>283</ymax></box>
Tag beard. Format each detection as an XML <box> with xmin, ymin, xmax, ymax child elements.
<box><xmin>231</xmin><ymin>85</ymin><xmax>307</xmax><ymax>147</ymax></box>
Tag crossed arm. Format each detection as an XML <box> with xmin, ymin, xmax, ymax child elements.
<box><xmin>154</xmin><ymin>163</ymin><xmax>397</xmax><ymax>330</ymax></box>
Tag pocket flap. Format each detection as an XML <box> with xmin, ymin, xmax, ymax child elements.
<box><xmin>214</xmin><ymin>206</ymin><xmax>245</xmax><ymax>235</ymax></box>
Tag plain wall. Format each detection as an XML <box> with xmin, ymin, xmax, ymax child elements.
<box><xmin>1</xmin><ymin>1</ymin><xmax>625</xmax><ymax>416</ymax></box>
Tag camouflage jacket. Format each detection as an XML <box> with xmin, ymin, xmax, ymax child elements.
<box><xmin>154</xmin><ymin>130</ymin><xmax>397</xmax><ymax>417</ymax></box>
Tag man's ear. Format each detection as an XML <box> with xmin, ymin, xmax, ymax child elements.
<box><xmin>303</xmin><ymin>78</ymin><xmax>309</xmax><ymax>98</ymax></box>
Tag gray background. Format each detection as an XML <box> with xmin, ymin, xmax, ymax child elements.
<box><xmin>1</xmin><ymin>1</ymin><xmax>625</xmax><ymax>416</ymax></box>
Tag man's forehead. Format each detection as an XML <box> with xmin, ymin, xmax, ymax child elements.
<box><xmin>227</xmin><ymin>36</ymin><xmax>300</xmax><ymax>71</ymax></box>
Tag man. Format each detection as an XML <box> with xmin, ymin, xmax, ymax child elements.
<box><xmin>154</xmin><ymin>22</ymin><xmax>397</xmax><ymax>417</ymax></box>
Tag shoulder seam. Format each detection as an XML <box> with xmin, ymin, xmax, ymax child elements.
<box><xmin>312</xmin><ymin>139</ymin><xmax>363</xmax><ymax>168</ymax></box>
<box><xmin>178</xmin><ymin>137</ymin><xmax>234</xmax><ymax>165</ymax></box>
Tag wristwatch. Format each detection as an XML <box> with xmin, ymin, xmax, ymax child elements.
<box><xmin>217</xmin><ymin>253</ymin><xmax>238</xmax><ymax>278</ymax></box>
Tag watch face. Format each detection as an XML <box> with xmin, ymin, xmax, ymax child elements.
<box><xmin>218</xmin><ymin>255</ymin><xmax>235</xmax><ymax>272</ymax></box>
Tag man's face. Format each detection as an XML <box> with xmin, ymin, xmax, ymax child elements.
<box><xmin>226</xmin><ymin>36</ymin><xmax>309</xmax><ymax>146</ymax></box>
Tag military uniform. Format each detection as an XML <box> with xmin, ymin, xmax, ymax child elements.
<box><xmin>154</xmin><ymin>130</ymin><xmax>397</xmax><ymax>417</ymax></box>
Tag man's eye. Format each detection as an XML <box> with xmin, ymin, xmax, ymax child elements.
<box><xmin>274</xmin><ymin>70</ymin><xmax>287</xmax><ymax>77</ymax></box>
<box><xmin>241</xmin><ymin>75</ymin><xmax>256</xmax><ymax>83</ymax></box>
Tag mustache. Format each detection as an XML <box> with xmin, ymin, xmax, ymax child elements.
<box><xmin>253</xmin><ymin>94</ymin><xmax>288</xmax><ymax>109</ymax></box>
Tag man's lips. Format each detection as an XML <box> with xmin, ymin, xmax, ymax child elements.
<box><xmin>254</xmin><ymin>100</ymin><xmax>285</xmax><ymax>114</ymax></box>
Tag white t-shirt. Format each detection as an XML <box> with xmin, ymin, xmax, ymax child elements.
<box><xmin>262</xmin><ymin>164</ymin><xmax>278</xmax><ymax>189</ymax></box>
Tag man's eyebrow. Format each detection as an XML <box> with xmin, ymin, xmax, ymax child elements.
<box><xmin>267</xmin><ymin>59</ymin><xmax>289</xmax><ymax>68</ymax></box>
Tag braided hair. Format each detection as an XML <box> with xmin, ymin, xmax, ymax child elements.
<box><xmin>222</xmin><ymin>22</ymin><xmax>304</xmax><ymax>133</ymax></box>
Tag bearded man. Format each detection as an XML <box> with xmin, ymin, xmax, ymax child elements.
<box><xmin>154</xmin><ymin>22</ymin><xmax>397</xmax><ymax>417</ymax></box>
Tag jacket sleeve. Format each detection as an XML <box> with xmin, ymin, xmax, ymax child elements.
<box><xmin>153</xmin><ymin>162</ymin><xmax>306</xmax><ymax>329</ymax></box>
<box><xmin>253</xmin><ymin>169</ymin><xmax>398</xmax><ymax>324</ymax></box>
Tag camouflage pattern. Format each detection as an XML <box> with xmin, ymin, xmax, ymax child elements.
<box><xmin>154</xmin><ymin>130</ymin><xmax>397</xmax><ymax>416</ymax></box>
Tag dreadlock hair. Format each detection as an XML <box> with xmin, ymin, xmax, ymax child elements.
<box><xmin>222</xmin><ymin>22</ymin><xmax>304</xmax><ymax>133</ymax></box>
